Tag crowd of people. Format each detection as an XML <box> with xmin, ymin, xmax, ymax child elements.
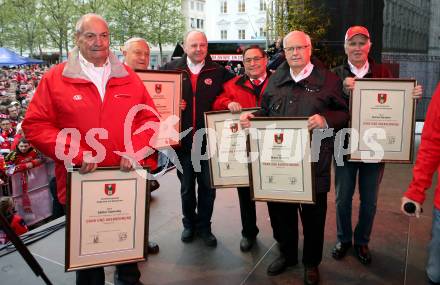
<box><xmin>0</xmin><ymin>11</ymin><xmax>438</xmax><ymax>285</ymax></box>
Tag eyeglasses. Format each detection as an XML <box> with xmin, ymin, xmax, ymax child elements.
<box><xmin>283</xmin><ymin>45</ymin><xmax>310</xmax><ymax>53</ymax></box>
<box><xmin>244</xmin><ymin>56</ymin><xmax>265</xmax><ymax>64</ymax></box>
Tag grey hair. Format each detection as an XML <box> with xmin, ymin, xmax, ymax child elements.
<box><xmin>75</xmin><ymin>13</ymin><xmax>108</xmax><ymax>35</ymax></box>
<box><xmin>123</xmin><ymin>37</ymin><xmax>150</xmax><ymax>51</ymax></box>
<box><xmin>183</xmin><ymin>30</ymin><xmax>207</xmax><ymax>45</ymax></box>
<box><xmin>283</xmin><ymin>31</ymin><xmax>312</xmax><ymax>47</ymax></box>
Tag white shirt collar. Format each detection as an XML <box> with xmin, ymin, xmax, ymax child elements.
<box><xmin>186</xmin><ymin>56</ymin><xmax>205</xmax><ymax>75</ymax></box>
<box><xmin>348</xmin><ymin>60</ymin><xmax>369</xmax><ymax>78</ymax></box>
<box><xmin>289</xmin><ymin>62</ymin><xmax>314</xmax><ymax>83</ymax></box>
<box><xmin>78</xmin><ymin>52</ymin><xmax>111</xmax><ymax>101</ymax></box>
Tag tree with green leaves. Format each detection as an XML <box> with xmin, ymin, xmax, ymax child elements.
<box><xmin>40</xmin><ymin>0</ymin><xmax>76</xmax><ymax>62</ymax></box>
<box><xmin>267</xmin><ymin>0</ymin><xmax>329</xmax><ymax>43</ymax></box>
<box><xmin>143</xmin><ymin>0</ymin><xmax>184</xmax><ymax>64</ymax></box>
<box><xmin>105</xmin><ymin>0</ymin><xmax>151</xmax><ymax>46</ymax></box>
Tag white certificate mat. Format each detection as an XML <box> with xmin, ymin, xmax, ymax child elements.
<box><xmin>205</xmin><ymin>108</ymin><xmax>260</xmax><ymax>188</ymax></box>
<box><xmin>66</xmin><ymin>168</ymin><xmax>148</xmax><ymax>271</ymax></box>
<box><xmin>349</xmin><ymin>78</ymin><xmax>416</xmax><ymax>163</ymax></box>
<box><xmin>136</xmin><ymin>70</ymin><xmax>182</xmax><ymax>149</ymax></box>
<box><xmin>248</xmin><ymin>118</ymin><xmax>314</xmax><ymax>203</ymax></box>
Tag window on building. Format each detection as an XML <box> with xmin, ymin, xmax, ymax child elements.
<box><xmin>196</xmin><ymin>1</ymin><xmax>203</xmax><ymax>11</ymax></box>
<box><xmin>221</xmin><ymin>30</ymin><xmax>227</xmax><ymax>40</ymax></box>
<box><xmin>260</xmin><ymin>0</ymin><xmax>266</xmax><ymax>11</ymax></box>
<box><xmin>196</xmin><ymin>19</ymin><xmax>204</xmax><ymax>29</ymax></box>
<box><xmin>190</xmin><ymin>18</ymin><xmax>195</xmax><ymax>28</ymax></box>
<box><xmin>220</xmin><ymin>0</ymin><xmax>227</xmax><ymax>13</ymax></box>
<box><xmin>238</xmin><ymin>0</ymin><xmax>245</xmax><ymax>12</ymax></box>
<box><xmin>190</xmin><ymin>1</ymin><xmax>194</xmax><ymax>10</ymax></box>
<box><xmin>259</xmin><ymin>27</ymin><xmax>266</xmax><ymax>37</ymax></box>
<box><xmin>238</xmin><ymin>29</ymin><xmax>246</xmax><ymax>39</ymax></box>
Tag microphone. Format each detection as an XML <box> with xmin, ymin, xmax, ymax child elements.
<box><xmin>403</xmin><ymin>202</ymin><xmax>423</xmax><ymax>214</ymax></box>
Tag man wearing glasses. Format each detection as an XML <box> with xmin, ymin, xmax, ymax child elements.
<box><xmin>240</xmin><ymin>31</ymin><xmax>348</xmax><ymax>285</ymax></box>
<box><xmin>212</xmin><ymin>45</ymin><xmax>269</xmax><ymax>252</ymax></box>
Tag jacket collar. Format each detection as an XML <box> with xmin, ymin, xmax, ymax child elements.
<box><xmin>62</xmin><ymin>47</ymin><xmax>129</xmax><ymax>81</ymax></box>
<box><xmin>342</xmin><ymin>57</ymin><xmax>376</xmax><ymax>77</ymax></box>
<box><xmin>173</xmin><ymin>54</ymin><xmax>217</xmax><ymax>72</ymax></box>
<box><xmin>273</xmin><ymin>61</ymin><xmax>325</xmax><ymax>90</ymax></box>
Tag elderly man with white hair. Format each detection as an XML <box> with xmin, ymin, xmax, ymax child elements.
<box><xmin>22</xmin><ymin>13</ymin><xmax>159</xmax><ymax>285</ymax></box>
<box><xmin>241</xmin><ymin>30</ymin><xmax>349</xmax><ymax>284</ymax></box>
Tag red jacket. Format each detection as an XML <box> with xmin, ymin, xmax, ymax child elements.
<box><xmin>5</xmin><ymin>148</ymin><xmax>43</xmax><ymax>173</ymax></box>
<box><xmin>22</xmin><ymin>48</ymin><xmax>159</xmax><ymax>204</ymax></box>
<box><xmin>212</xmin><ymin>74</ymin><xmax>269</xmax><ymax>110</ymax></box>
<box><xmin>405</xmin><ymin>83</ymin><xmax>440</xmax><ymax>210</ymax></box>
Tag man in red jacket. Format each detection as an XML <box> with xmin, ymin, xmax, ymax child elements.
<box><xmin>213</xmin><ymin>45</ymin><xmax>269</xmax><ymax>252</ymax></box>
<box><xmin>22</xmin><ymin>13</ymin><xmax>158</xmax><ymax>285</ymax></box>
<box><xmin>402</xmin><ymin>83</ymin><xmax>440</xmax><ymax>285</ymax></box>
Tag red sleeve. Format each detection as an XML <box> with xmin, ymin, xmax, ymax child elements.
<box><xmin>405</xmin><ymin>83</ymin><xmax>440</xmax><ymax>204</ymax></box>
<box><xmin>212</xmin><ymin>77</ymin><xmax>238</xmax><ymax>111</ymax></box>
<box><xmin>21</xmin><ymin>69</ymin><xmax>87</xmax><ymax>165</ymax></box>
<box><xmin>129</xmin><ymin>76</ymin><xmax>160</xmax><ymax>164</ymax></box>
<box><xmin>11</xmin><ymin>214</ymin><xmax>28</xmax><ymax>236</ymax></box>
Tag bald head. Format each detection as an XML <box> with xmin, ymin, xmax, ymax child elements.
<box><xmin>123</xmin><ymin>37</ymin><xmax>150</xmax><ymax>70</ymax></box>
<box><xmin>283</xmin><ymin>30</ymin><xmax>312</xmax><ymax>75</ymax></box>
<box><xmin>183</xmin><ymin>30</ymin><xmax>208</xmax><ymax>64</ymax></box>
<box><xmin>74</xmin><ymin>13</ymin><xmax>110</xmax><ymax>67</ymax></box>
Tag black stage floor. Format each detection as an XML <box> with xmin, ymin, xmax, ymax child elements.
<box><xmin>0</xmin><ymin>136</ymin><xmax>435</xmax><ymax>285</ymax></box>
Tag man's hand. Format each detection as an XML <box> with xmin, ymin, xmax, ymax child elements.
<box><xmin>401</xmin><ymin>196</ymin><xmax>422</xmax><ymax>218</ymax></box>
<box><xmin>240</xmin><ymin>113</ymin><xmax>255</xmax><ymax>129</ymax></box>
<box><xmin>412</xmin><ymin>85</ymin><xmax>423</xmax><ymax>100</ymax></box>
<box><xmin>79</xmin><ymin>162</ymin><xmax>98</xmax><ymax>174</ymax></box>
<box><xmin>120</xmin><ymin>157</ymin><xmax>135</xmax><ymax>172</ymax></box>
<box><xmin>227</xmin><ymin>102</ymin><xmax>242</xmax><ymax>113</ymax></box>
<box><xmin>180</xmin><ymin>99</ymin><xmax>187</xmax><ymax>111</ymax></box>
<box><xmin>307</xmin><ymin>114</ymin><xmax>327</xmax><ymax>130</ymax></box>
<box><xmin>343</xmin><ymin>77</ymin><xmax>356</xmax><ymax>94</ymax></box>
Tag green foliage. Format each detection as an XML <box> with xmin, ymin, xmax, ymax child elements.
<box><xmin>267</xmin><ymin>0</ymin><xmax>329</xmax><ymax>43</ymax></box>
<box><xmin>0</xmin><ymin>0</ymin><xmax>184</xmax><ymax>63</ymax></box>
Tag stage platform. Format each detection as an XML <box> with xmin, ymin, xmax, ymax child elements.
<box><xmin>0</xmin><ymin>135</ymin><xmax>436</xmax><ymax>285</ymax></box>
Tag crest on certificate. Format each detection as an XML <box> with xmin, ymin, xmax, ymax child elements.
<box><xmin>230</xmin><ymin>123</ymin><xmax>239</xmax><ymax>133</ymax></box>
<box><xmin>377</xmin><ymin>93</ymin><xmax>387</xmax><ymax>104</ymax></box>
<box><xmin>274</xmin><ymin>133</ymin><xmax>284</xmax><ymax>144</ymax></box>
<box><xmin>155</xmin><ymin>83</ymin><xmax>162</xmax><ymax>94</ymax></box>
<box><xmin>104</xmin><ymin>183</ymin><xmax>116</xmax><ymax>196</ymax></box>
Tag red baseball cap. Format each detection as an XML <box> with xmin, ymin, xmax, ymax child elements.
<box><xmin>345</xmin><ymin>26</ymin><xmax>370</xmax><ymax>41</ymax></box>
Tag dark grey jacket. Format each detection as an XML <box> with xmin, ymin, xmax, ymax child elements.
<box><xmin>257</xmin><ymin>61</ymin><xmax>349</xmax><ymax>193</ymax></box>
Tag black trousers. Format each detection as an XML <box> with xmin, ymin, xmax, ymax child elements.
<box><xmin>237</xmin><ymin>187</ymin><xmax>259</xmax><ymax>238</ymax></box>
<box><xmin>176</xmin><ymin>150</ymin><xmax>216</xmax><ymax>233</ymax></box>
<box><xmin>267</xmin><ymin>192</ymin><xmax>327</xmax><ymax>267</ymax></box>
<box><xmin>76</xmin><ymin>263</ymin><xmax>140</xmax><ymax>285</ymax></box>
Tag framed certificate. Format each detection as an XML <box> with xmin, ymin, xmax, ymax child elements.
<box><xmin>247</xmin><ymin>117</ymin><xmax>314</xmax><ymax>203</ymax></box>
<box><xmin>348</xmin><ymin>78</ymin><xmax>416</xmax><ymax>163</ymax></box>
<box><xmin>136</xmin><ymin>70</ymin><xmax>182</xmax><ymax>149</ymax></box>
<box><xmin>205</xmin><ymin>108</ymin><xmax>260</xmax><ymax>188</ymax></box>
<box><xmin>65</xmin><ymin>168</ymin><xmax>149</xmax><ymax>271</ymax></box>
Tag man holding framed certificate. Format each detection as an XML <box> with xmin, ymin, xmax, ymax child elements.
<box><xmin>22</xmin><ymin>14</ymin><xmax>159</xmax><ymax>285</ymax></box>
<box><xmin>331</xmin><ymin>26</ymin><xmax>423</xmax><ymax>266</ymax></box>
<box><xmin>241</xmin><ymin>31</ymin><xmax>349</xmax><ymax>285</ymax></box>
<box><xmin>212</xmin><ymin>45</ymin><xmax>270</xmax><ymax>252</ymax></box>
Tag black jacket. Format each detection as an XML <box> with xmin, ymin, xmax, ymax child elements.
<box><xmin>331</xmin><ymin>58</ymin><xmax>394</xmax><ymax>99</ymax></box>
<box><xmin>257</xmin><ymin>61</ymin><xmax>349</xmax><ymax>193</ymax></box>
<box><xmin>162</xmin><ymin>55</ymin><xmax>234</xmax><ymax>152</ymax></box>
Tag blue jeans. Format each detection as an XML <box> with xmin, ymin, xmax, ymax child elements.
<box><xmin>427</xmin><ymin>208</ymin><xmax>440</xmax><ymax>283</ymax></box>
<box><xmin>335</xmin><ymin>161</ymin><xmax>384</xmax><ymax>245</ymax></box>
